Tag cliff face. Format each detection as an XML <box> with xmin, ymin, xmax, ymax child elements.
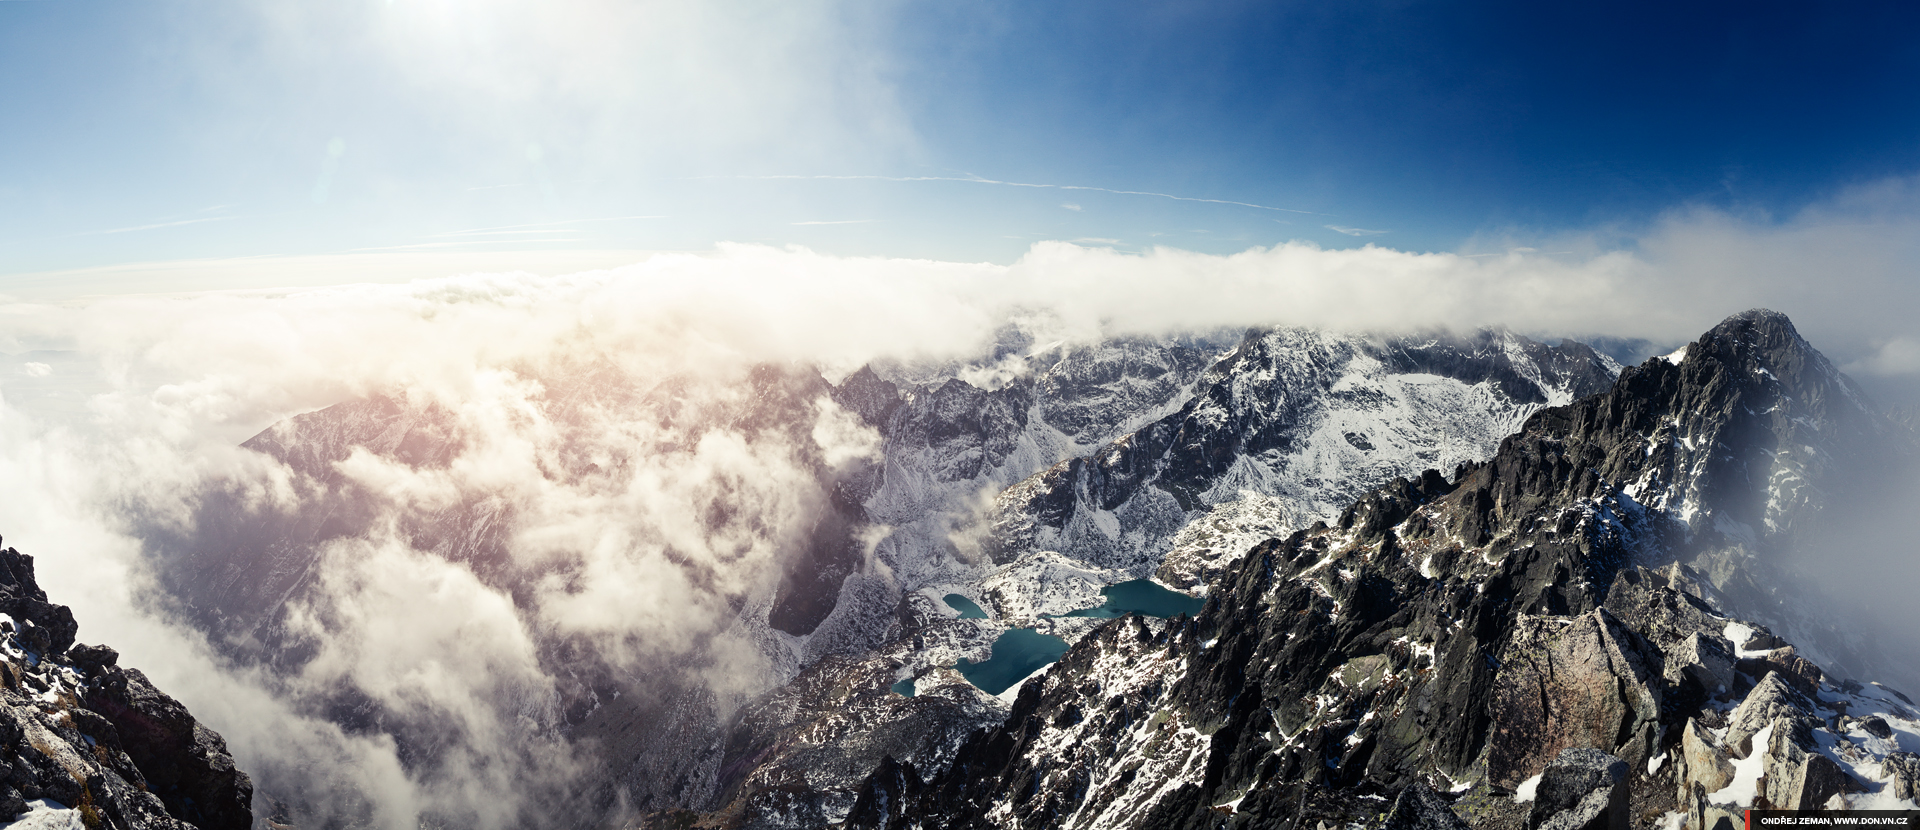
<box><xmin>0</xmin><ymin>542</ymin><xmax>252</xmax><ymax>830</ymax></box>
<box><xmin>844</xmin><ymin>310</ymin><xmax>1919</xmax><ymax>830</ymax></box>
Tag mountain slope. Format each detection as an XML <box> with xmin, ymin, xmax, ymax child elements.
<box><xmin>850</xmin><ymin>309</ymin><xmax>1919</xmax><ymax>830</ymax></box>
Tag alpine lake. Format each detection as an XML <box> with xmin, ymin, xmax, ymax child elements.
<box><xmin>896</xmin><ymin>580</ymin><xmax>1204</xmax><ymax>697</ymax></box>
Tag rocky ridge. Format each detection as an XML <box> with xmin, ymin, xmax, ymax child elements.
<box><xmin>0</xmin><ymin>540</ymin><xmax>252</xmax><ymax>830</ymax></box>
<box><xmin>837</xmin><ymin>310</ymin><xmax>1920</xmax><ymax>830</ymax></box>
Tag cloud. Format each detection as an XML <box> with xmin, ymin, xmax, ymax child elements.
<box><xmin>1324</xmin><ymin>224</ymin><xmax>1388</xmax><ymax>236</ymax></box>
<box><xmin>1847</xmin><ymin>338</ymin><xmax>1920</xmax><ymax>376</ymax></box>
<box><xmin>20</xmin><ymin>363</ymin><xmax>50</xmax><ymax>377</ymax></box>
<box><xmin>1061</xmin><ymin>203</ymin><xmax>1082</xmax><ymax>211</ymax></box>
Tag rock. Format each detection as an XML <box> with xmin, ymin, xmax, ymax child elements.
<box><xmin>1684</xmin><ymin>782</ymin><xmax>1742</xmax><ymax>830</ymax></box>
<box><xmin>1884</xmin><ymin>752</ymin><xmax>1920</xmax><ymax>801</ymax></box>
<box><xmin>1724</xmin><ymin>672</ymin><xmax>1820</xmax><ymax>757</ymax></box>
<box><xmin>1489</xmin><ymin>612</ymin><xmax>1663</xmax><ymax>787</ymax></box>
<box><xmin>1379</xmin><ymin>782</ymin><xmax>1471</xmax><ymax>830</ymax></box>
<box><xmin>1758</xmin><ymin>716</ymin><xmax>1855</xmax><ymax>810</ymax></box>
<box><xmin>1859</xmin><ymin>716</ymin><xmax>1893</xmax><ymax>739</ymax></box>
<box><xmin>67</xmin><ymin>642</ymin><xmax>118</xmax><ymax>676</ymax></box>
<box><xmin>84</xmin><ymin>667</ymin><xmax>254</xmax><ymax>830</ymax></box>
<box><xmin>1678</xmin><ymin>718</ymin><xmax>1734</xmax><ymax>798</ymax></box>
<box><xmin>841</xmin><ymin>755</ymin><xmax>924</xmax><ymax>830</ymax></box>
<box><xmin>1527</xmin><ymin>748</ymin><xmax>1628</xmax><ymax>830</ymax></box>
<box><xmin>1671</xmin><ymin>632</ymin><xmax>1737</xmax><ymax>695</ymax></box>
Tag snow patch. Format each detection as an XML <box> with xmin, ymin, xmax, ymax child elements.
<box><xmin>1513</xmin><ymin>773</ymin><xmax>1542</xmax><ymax>803</ymax></box>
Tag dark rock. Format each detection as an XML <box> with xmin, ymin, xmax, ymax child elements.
<box><xmin>1527</xmin><ymin>749</ymin><xmax>1628</xmax><ymax>830</ymax></box>
<box><xmin>1859</xmin><ymin>715</ymin><xmax>1893</xmax><ymax>739</ymax></box>
<box><xmin>84</xmin><ymin>667</ymin><xmax>254</xmax><ymax>830</ymax></box>
<box><xmin>1380</xmin><ymin>782</ymin><xmax>1471</xmax><ymax>830</ymax></box>
<box><xmin>67</xmin><ymin>642</ymin><xmax>118</xmax><ymax>676</ymax></box>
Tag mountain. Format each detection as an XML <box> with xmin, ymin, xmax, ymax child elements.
<box><xmin>0</xmin><ymin>539</ymin><xmax>252</xmax><ymax>830</ymax></box>
<box><xmin>837</xmin><ymin>310</ymin><xmax>1920</xmax><ymax>830</ymax></box>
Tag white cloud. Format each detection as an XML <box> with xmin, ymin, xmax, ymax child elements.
<box><xmin>1324</xmin><ymin>224</ymin><xmax>1388</xmax><ymax>236</ymax></box>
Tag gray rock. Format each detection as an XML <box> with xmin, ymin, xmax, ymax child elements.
<box><xmin>1673</xmin><ymin>632</ymin><xmax>1737</xmax><ymax>694</ymax></box>
<box><xmin>1885</xmin><ymin>752</ymin><xmax>1920</xmax><ymax>801</ymax></box>
<box><xmin>1725</xmin><ymin>672</ymin><xmax>1820</xmax><ymax>757</ymax></box>
<box><xmin>1758</xmin><ymin>716</ymin><xmax>1853</xmax><ymax>810</ymax></box>
<box><xmin>1859</xmin><ymin>715</ymin><xmax>1893</xmax><ymax>739</ymax></box>
<box><xmin>1527</xmin><ymin>748</ymin><xmax>1628</xmax><ymax>830</ymax></box>
<box><xmin>1380</xmin><ymin>782</ymin><xmax>1471</xmax><ymax>830</ymax></box>
<box><xmin>1678</xmin><ymin>718</ymin><xmax>1734</xmax><ymax>798</ymax></box>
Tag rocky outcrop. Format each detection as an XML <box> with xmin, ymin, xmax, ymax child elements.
<box><xmin>1380</xmin><ymin>782</ymin><xmax>1472</xmax><ymax>830</ymax></box>
<box><xmin>1527</xmin><ymin>749</ymin><xmax>1628</xmax><ymax>830</ymax></box>
<box><xmin>1489</xmin><ymin>613</ymin><xmax>1662</xmax><ymax>788</ymax></box>
<box><xmin>0</xmin><ymin>542</ymin><xmax>252</xmax><ymax>830</ymax></box>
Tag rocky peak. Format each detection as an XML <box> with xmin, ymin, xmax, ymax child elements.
<box><xmin>0</xmin><ymin>537</ymin><xmax>252</xmax><ymax>830</ymax></box>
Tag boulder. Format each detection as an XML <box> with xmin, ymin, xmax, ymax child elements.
<box><xmin>1489</xmin><ymin>611</ymin><xmax>1663</xmax><ymax>787</ymax></box>
<box><xmin>1881</xmin><ymin>752</ymin><xmax>1920</xmax><ymax>801</ymax></box>
<box><xmin>1379</xmin><ymin>782</ymin><xmax>1472</xmax><ymax>830</ymax></box>
<box><xmin>1527</xmin><ymin>749</ymin><xmax>1629</xmax><ymax>830</ymax></box>
<box><xmin>1859</xmin><ymin>716</ymin><xmax>1893</xmax><ymax>740</ymax></box>
<box><xmin>1670</xmin><ymin>632</ymin><xmax>1736</xmax><ymax>695</ymax></box>
<box><xmin>1725</xmin><ymin>672</ymin><xmax>1820</xmax><ymax>758</ymax></box>
<box><xmin>1677</xmin><ymin>718</ymin><xmax>1734</xmax><ymax>797</ymax></box>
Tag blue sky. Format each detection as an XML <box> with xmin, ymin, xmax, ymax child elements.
<box><xmin>3</xmin><ymin>0</ymin><xmax>1920</xmax><ymax>292</ymax></box>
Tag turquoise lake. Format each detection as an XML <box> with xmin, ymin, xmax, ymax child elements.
<box><xmin>942</xmin><ymin>593</ymin><xmax>989</xmax><ymax>619</ymax></box>
<box><xmin>1056</xmin><ymin>579</ymin><xmax>1205</xmax><ymax>619</ymax></box>
<box><xmin>955</xmin><ymin>628</ymin><xmax>1070</xmax><ymax>695</ymax></box>
<box><xmin>890</xmin><ymin>678</ymin><xmax>917</xmax><ymax>697</ymax></box>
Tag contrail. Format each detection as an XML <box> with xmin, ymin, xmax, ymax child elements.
<box><xmin>699</xmin><ymin>173</ymin><xmax>1332</xmax><ymax>216</ymax></box>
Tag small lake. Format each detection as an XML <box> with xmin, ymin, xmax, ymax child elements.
<box><xmin>955</xmin><ymin>628</ymin><xmax>1069</xmax><ymax>695</ymax></box>
<box><xmin>943</xmin><ymin>593</ymin><xmax>989</xmax><ymax>619</ymax></box>
<box><xmin>1056</xmin><ymin>579</ymin><xmax>1204</xmax><ymax>619</ymax></box>
<box><xmin>890</xmin><ymin>678</ymin><xmax>917</xmax><ymax>697</ymax></box>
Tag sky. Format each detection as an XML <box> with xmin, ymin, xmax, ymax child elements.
<box><xmin>3</xmin><ymin>0</ymin><xmax>1920</xmax><ymax>285</ymax></box>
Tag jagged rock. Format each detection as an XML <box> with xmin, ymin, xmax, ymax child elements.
<box><xmin>84</xmin><ymin>667</ymin><xmax>254</xmax><ymax>830</ymax></box>
<box><xmin>1489</xmin><ymin>611</ymin><xmax>1662</xmax><ymax>787</ymax></box>
<box><xmin>1676</xmin><ymin>718</ymin><xmax>1734</xmax><ymax>798</ymax></box>
<box><xmin>67</xmin><ymin>642</ymin><xmax>119</xmax><ymax>677</ymax></box>
<box><xmin>1526</xmin><ymin>749</ymin><xmax>1628</xmax><ymax>830</ymax></box>
<box><xmin>1883</xmin><ymin>752</ymin><xmax>1920</xmax><ymax>800</ymax></box>
<box><xmin>840</xmin><ymin>755</ymin><xmax>924</xmax><ymax>830</ymax></box>
<box><xmin>1379</xmin><ymin>782</ymin><xmax>1470</xmax><ymax>830</ymax></box>
<box><xmin>1858</xmin><ymin>715</ymin><xmax>1893</xmax><ymax>739</ymax></box>
<box><xmin>1724</xmin><ymin>672</ymin><xmax>1820</xmax><ymax>758</ymax></box>
<box><xmin>1757</xmin><ymin>715</ymin><xmax>1856</xmax><ymax>809</ymax></box>
<box><xmin>1672</xmin><ymin>633</ymin><xmax>1737</xmax><ymax>696</ymax></box>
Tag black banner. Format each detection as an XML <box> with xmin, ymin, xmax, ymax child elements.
<box><xmin>1749</xmin><ymin>812</ymin><xmax>1920</xmax><ymax>828</ymax></box>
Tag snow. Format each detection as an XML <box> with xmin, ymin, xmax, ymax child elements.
<box><xmin>1647</xmin><ymin>750</ymin><xmax>1667</xmax><ymax>774</ymax></box>
<box><xmin>995</xmin><ymin>665</ymin><xmax>1051</xmax><ymax>704</ymax></box>
<box><xmin>1707</xmin><ymin>721</ymin><xmax>1774</xmax><ymax>808</ymax></box>
<box><xmin>1512</xmin><ymin>773</ymin><xmax>1542</xmax><ymax>803</ymax></box>
<box><xmin>1658</xmin><ymin>811</ymin><xmax>1687</xmax><ymax>830</ymax></box>
<box><xmin>1723</xmin><ymin>622</ymin><xmax>1767</xmax><ymax>657</ymax></box>
<box><xmin>7</xmin><ymin>800</ymin><xmax>84</xmax><ymax>830</ymax></box>
<box><xmin>1661</xmin><ymin>345</ymin><xmax>1691</xmax><ymax>365</ymax></box>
